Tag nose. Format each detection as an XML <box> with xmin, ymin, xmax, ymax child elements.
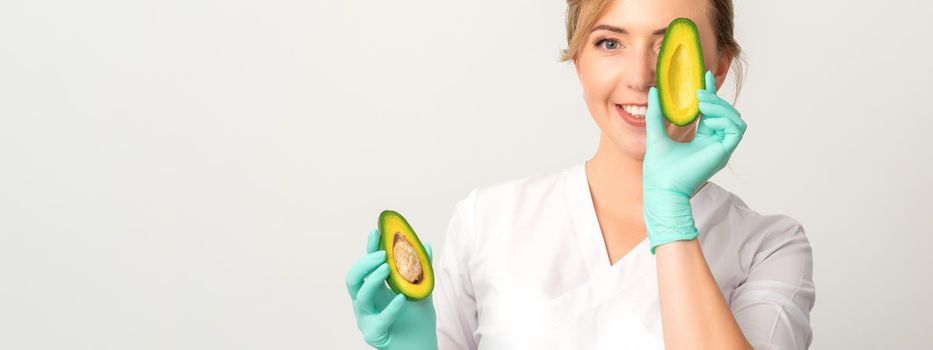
<box><xmin>625</xmin><ymin>47</ymin><xmax>657</xmax><ymax>92</ymax></box>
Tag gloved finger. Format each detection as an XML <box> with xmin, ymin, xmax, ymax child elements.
<box><xmin>705</xmin><ymin>70</ymin><xmax>717</xmax><ymax>94</ymax></box>
<box><xmin>355</xmin><ymin>262</ymin><xmax>390</xmax><ymax>314</ymax></box>
<box><xmin>696</xmin><ymin>88</ymin><xmax>740</xmax><ymax>115</ymax></box>
<box><xmin>696</xmin><ymin>115</ymin><xmax>723</xmax><ymax>137</ymax></box>
<box><xmin>346</xmin><ymin>250</ymin><xmax>387</xmax><ymax>298</ymax></box>
<box><xmin>375</xmin><ymin>293</ymin><xmax>408</xmax><ymax>331</ymax></box>
<box><xmin>697</xmin><ymin>89</ymin><xmax>729</xmax><ymax>105</ymax></box>
<box><xmin>645</xmin><ymin>87</ymin><xmax>670</xmax><ymax>144</ymax></box>
<box><xmin>367</xmin><ymin>227</ymin><xmax>381</xmax><ymax>254</ymax></box>
<box><xmin>696</xmin><ymin>117</ymin><xmax>743</xmax><ymax>154</ymax></box>
<box><xmin>424</xmin><ymin>243</ymin><xmax>433</xmax><ymax>262</ymax></box>
<box><xmin>698</xmin><ymin>100</ymin><xmax>746</xmax><ymax>132</ymax></box>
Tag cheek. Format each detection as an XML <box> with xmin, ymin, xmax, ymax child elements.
<box><xmin>580</xmin><ymin>60</ymin><xmax>623</xmax><ymax>105</ymax></box>
<box><xmin>698</xmin><ymin>32</ymin><xmax>720</xmax><ymax>73</ymax></box>
<box><xmin>703</xmin><ymin>50</ymin><xmax>719</xmax><ymax>76</ymax></box>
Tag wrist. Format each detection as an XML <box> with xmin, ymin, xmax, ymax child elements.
<box><xmin>644</xmin><ymin>189</ymin><xmax>698</xmax><ymax>254</ymax></box>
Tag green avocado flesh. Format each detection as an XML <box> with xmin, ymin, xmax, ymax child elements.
<box><xmin>378</xmin><ymin>210</ymin><xmax>434</xmax><ymax>300</ymax></box>
<box><xmin>657</xmin><ymin>18</ymin><xmax>706</xmax><ymax>126</ymax></box>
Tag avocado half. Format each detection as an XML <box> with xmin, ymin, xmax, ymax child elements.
<box><xmin>378</xmin><ymin>210</ymin><xmax>434</xmax><ymax>300</ymax></box>
<box><xmin>656</xmin><ymin>18</ymin><xmax>706</xmax><ymax>126</ymax></box>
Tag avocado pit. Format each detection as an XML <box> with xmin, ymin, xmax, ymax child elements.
<box><xmin>392</xmin><ymin>232</ymin><xmax>423</xmax><ymax>284</ymax></box>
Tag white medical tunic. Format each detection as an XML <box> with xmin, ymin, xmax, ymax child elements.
<box><xmin>433</xmin><ymin>161</ymin><xmax>815</xmax><ymax>350</ymax></box>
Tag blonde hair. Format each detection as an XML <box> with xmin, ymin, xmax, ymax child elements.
<box><xmin>558</xmin><ymin>0</ymin><xmax>746</xmax><ymax>101</ymax></box>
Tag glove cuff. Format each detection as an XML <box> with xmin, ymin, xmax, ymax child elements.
<box><xmin>644</xmin><ymin>189</ymin><xmax>698</xmax><ymax>255</ymax></box>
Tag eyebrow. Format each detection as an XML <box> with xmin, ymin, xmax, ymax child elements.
<box><xmin>590</xmin><ymin>24</ymin><xmax>667</xmax><ymax>36</ymax></box>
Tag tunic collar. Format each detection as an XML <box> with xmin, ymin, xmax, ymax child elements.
<box><xmin>562</xmin><ymin>161</ymin><xmax>716</xmax><ymax>275</ymax></box>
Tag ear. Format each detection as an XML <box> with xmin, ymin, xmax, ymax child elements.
<box><xmin>713</xmin><ymin>54</ymin><xmax>733</xmax><ymax>91</ymax></box>
<box><xmin>573</xmin><ymin>56</ymin><xmax>581</xmax><ymax>79</ymax></box>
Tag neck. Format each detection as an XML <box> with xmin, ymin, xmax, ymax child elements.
<box><xmin>585</xmin><ymin>132</ymin><xmax>644</xmax><ymax>211</ymax></box>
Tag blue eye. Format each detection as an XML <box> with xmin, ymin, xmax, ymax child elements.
<box><xmin>593</xmin><ymin>37</ymin><xmax>620</xmax><ymax>50</ymax></box>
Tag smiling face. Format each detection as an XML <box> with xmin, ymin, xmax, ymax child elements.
<box><xmin>572</xmin><ymin>0</ymin><xmax>730</xmax><ymax>160</ymax></box>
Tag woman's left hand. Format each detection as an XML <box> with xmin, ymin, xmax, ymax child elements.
<box><xmin>643</xmin><ymin>70</ymin><xmax>748</xmax><ymax>254</ymax></box>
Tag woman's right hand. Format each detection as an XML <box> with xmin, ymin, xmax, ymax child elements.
<box><xmin>346</xmin><ymin>228</ymin><xmax>438</xmax><ymax>350</ymax></box>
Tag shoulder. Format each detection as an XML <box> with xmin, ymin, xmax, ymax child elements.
<box><xmin>449</xmin><ymin>163</ymin><xmax>578</xmax><ymax>235</ymax></box>
<box><xmin>698</xmin><ymin>183</ymin><xmax>812</xmax><ymax>267</ymax></box>
<box><xmin>473</xmin><ymin>165</ymin><xmax>571</xmax><ymax>207</ymax></box>
<box><xmin>700</xmin><ymin>182</ymin><xmax>808</xmax><ymax>238</ymax></box>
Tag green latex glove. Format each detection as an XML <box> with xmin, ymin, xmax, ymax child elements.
<box><xmin>345</xmin><ymin>228</ymin><xmax>438</xmax><ymax>349</ymax></box>
<box><xmin>643</xmin><ymin>70</ymin><xmax>748</xmax><ymax>254</ymax></box>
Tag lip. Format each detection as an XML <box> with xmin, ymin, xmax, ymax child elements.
<box><xmin>615</xmin><ymin>104</ymin><xmax>646</xmax><ymax>127</ymax></box>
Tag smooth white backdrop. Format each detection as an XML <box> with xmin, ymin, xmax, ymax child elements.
<box><xmin>1</xmin><ymin>0</ymin><xmax>930</xmax><ymax>349</ymax></box>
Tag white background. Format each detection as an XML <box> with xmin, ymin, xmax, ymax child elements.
<box><xmin>1</xmin><ymin>0</ymin><xmax>931</xmax><ymax>349</ymax></box>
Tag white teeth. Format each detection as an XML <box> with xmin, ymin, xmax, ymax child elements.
<box><xmin>619</xmin><ymin>104</ymin><xmax>646</xmax><ymax>119</ymax></box>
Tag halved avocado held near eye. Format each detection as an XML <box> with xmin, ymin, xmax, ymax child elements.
<box><xmin>378</xmin><ymin>210</ymin><xmax>434</xmax><ymax>300</ymax></box>
<box><xmin>656</xmin><ymin>17</ymin><xmax>706</xmax><ymax>126</ymax></box>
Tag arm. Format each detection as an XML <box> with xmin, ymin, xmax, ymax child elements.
<box><xmin>656</xmin><ymin>217</ymin><xmax>815</xmax><ymax>349</ymax></box>
<box><xmin>655</xmin><ymin>239</ymin><xmax>752</xmax><ymax>349</ymax></box>
<box><xmin>729</xmin><ymin>218</ymin><xmax>815</xmax><ymax>349</ymax></box>
<box><xmin>434</xmin><ymin>189</ymin><xmax>481</xmax><ymax>350</ymax></box>
<box><xmin>643</xmin><ymin>71</ymin><xmax>754</xmax><ymax>348</ymax></box>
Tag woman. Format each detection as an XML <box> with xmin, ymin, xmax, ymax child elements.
<box><xmin>345</xmin><ymin>0</ymin><xmax>815</xmax><ymax>348</ymax></box>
